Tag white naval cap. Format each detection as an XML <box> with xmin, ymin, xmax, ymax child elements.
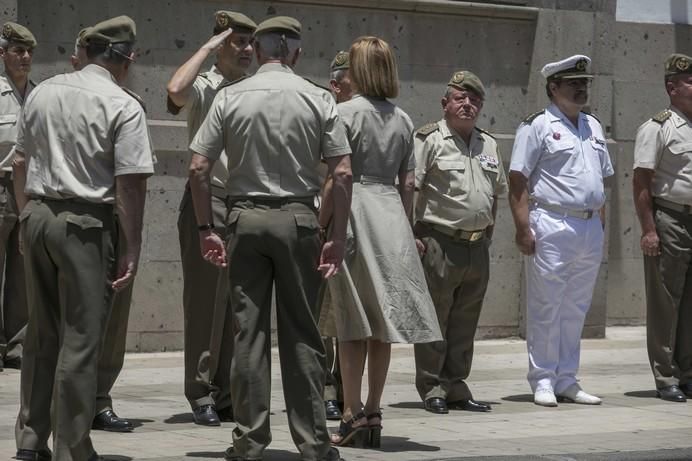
<box><xmin>540</xmin><ymin>54</ymin><xmax>593</xmax><ymax>80</ymax></box>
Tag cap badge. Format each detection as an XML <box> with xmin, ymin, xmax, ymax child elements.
<box><xmin>553</xmin><ymin>132</ymin><xmax>561</xmax><ymax>140</ymax></box>
<box><xmin>452</xmin><ymin>71</ymin><xmax>465</xmax><ymax>84</ymax></box>
<box><xmin>677</xmin><ymin>58</ymin><xmax>690</xmax><ymax>71</ymax></box>
<box><xmin>575</xmin><ymin>59</ymin><xmax>587</xmax><ymax>71</ymax></box>
<box><xmin>217</xmin><ymin>13</ymin><xmax>229</xmax><ymax>28</ymax></box>
<box><xmin>334</xmin><ymin>52</ymin><xmax>347</xmax><ymax>66</ymax></box>
<box><xmin>1</xmin><ymin>24</ymin><xmax>10</xmax><ymax>38</ymax></box>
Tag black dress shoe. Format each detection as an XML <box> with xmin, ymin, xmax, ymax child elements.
<box><xmin>423</xmin><ymin>397</ymin><xmax>448</xmax><ymax>414</ymax></box>
<box><xmin>325</xmin><ymin>399</ymin><xmax>342</xmax><ymax>420</ymax></box>
<box><xmin>92</xmin><ymin>409</ymin><xmax>133</xmax><ymax>432</ymax></box>
<box><xmin>217</xmin><ymin>406</ymin><xmax>234</xmax><ymax>422</ymax></box>
<box><xmin>680</xmin><ymin>383</ymin><xmax>692</xmax><ymax>398</ymax></box>
<box><xmin>193</xmin><ymin>404</ymin><xmax>220</xmax><ymax>426</ymax></box>
<box><xmin>16</xmin><ymin>448</ymin><xmax>52</xmax><ymax>461</ymax></box>
<box><xmin>657</xmin><ymin>385</ymin><xmax>687</xmax><ymax>402</ymax></box>
<box><xmin>448</xmin><ymin>399</ymin><xmax>492</xmax><ymax>412</ymax></box>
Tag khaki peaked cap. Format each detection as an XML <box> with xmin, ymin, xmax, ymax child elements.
<box><xmin>214</xmin><ymin>11</ymin><xmax>257</xmax><ymax>33</ymax></box>
<box><xmin>448</xmin><ymin>70</ymin><xmax>485</xmax><ymax>99</ymax></box>
<box><xmin>1</xmin><ymin>22</ymin><xmax>36</xmax><ymax>48</ymax></box>
<box><xmin>84</xmin><ymin>15</ymin><xmax>136</xmax><ymax>45</ymax></box>
<box><xmin>254</xmin><ymin>16</ymin><xmax>301</xmax><ymax>39</ymax></box>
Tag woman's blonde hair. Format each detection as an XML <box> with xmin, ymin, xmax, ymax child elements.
<box><xmin>349</xmin><ymin>36</ymin><xmax>399</xmax><ymax>99</ymax></box>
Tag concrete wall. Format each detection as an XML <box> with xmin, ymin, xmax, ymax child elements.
<box><xmin>6</xmin><ymin>0</ymin><xmax>672</xmax><ymax>350</ymax></box>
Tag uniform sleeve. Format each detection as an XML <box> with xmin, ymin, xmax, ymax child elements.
<box><xmin>633</xmin><ymin>120</ymin><xmax>663</xmax><ymax>170</ymax></box>
<box><xmin>321</xmin><ymin>98</ymin><xmax>351</xmax><ymax>159</ymax></box>
<box><xmin>494</xmin><ymin>144</ymin><xmax>509</xmax><ymax>195</ymax></box>
<box><xmin>14</xmin><ymin>105</ymin><xmax>25</xmax><ymax>154</ymax></box>
<box><xmin>402</xmin><ymin>130</ymin><xmax>416</xmax><ymax>173</ymax></box>
<box><xmin>114</xmin><ymin>104</ymin><xmax>154</xmax><ymax>176</ymax></box>
<box><xmin>189</xmin><ymin>91</ymin><xmax>225</xmax><ymax>161</ymax></box>
<box><xmin>167</xmin><ymin>77</ymin><xmax>203</xmax><ymax>116</ymax></box>
<box><xmin>509</xmin><ymin>122</ymin><xmax>541</xmax><ymax>178</ymax></box>
<box><xmin>414</xmin><ymin>135</ymin><xmax>434</xmax><ymax>189</ymax></box>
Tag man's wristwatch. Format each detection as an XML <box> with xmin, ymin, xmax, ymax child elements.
<box><xmin>198</xmin><ymin>223</ymin><xmax>215</xmax><ymax>232</ymax></box>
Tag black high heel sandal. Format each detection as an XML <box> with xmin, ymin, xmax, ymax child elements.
<box><xmin>331</xmin><ymin>412</ymin><xmax>368</xmax><ymax>447</ymax></box>
<box><xmin>367</xmin><ymin>411</ymin><xmax>383</xmax><ymax>448</ymax></box>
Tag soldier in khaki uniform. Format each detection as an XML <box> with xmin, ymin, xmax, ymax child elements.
<box><xmin>413</xmin><ymin>71</ymin><xmax>507</xmax><ymax>414</ymax></box>
<box><xmin>13</xmin><ymin>16</ymin><xmax>153</xmax><ymax>461</ymax></box>
<box><xmin>634</xmin><ymin>53</ymin><xmax>692</xmax><ymax>403</ymax></box>
<box><xmin>0</xmin><ymin>22</ymin><xmax>35</xmax><ymax>371</ymax></box>
<box><xmin>167</xmin><ymin>10</ymin><xmax>257</xmax><ymax>426</ymax></box>
<box><xmin>188</xmin><ymin>16</ymin><xmax>352</xmax><ymax>461</ymax></box>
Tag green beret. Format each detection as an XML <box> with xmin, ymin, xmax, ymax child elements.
<box><xmin>1</xmin><ymin>22</ymin><xmax>36</xmax><ymax>48</ymax></box>
<box><xmin>254</xmin><ymin>16</ymin><xmax>301</xmax><ymax>39</ymax></box>
<box><xmin>84</xmin><ymin>15</ymin><xmax>136</xmax><ymax>45</ymax></box>
<box><xmin>214</xmin><ymin>11</ymin><xmax>257</xmax><ymax>33</ymax></box>
<box><xmin>330</xmin><ymin>51</ymin><xmax>349</xmax><ymax>72</ymax></box>
<box><xmin>665</xmin><ymin>53</ymin><xmax>692</xmax><ymax>77</ymax></box>
<box><xmin>448</xmin><ymin>70</ymin><xmax>485</xmax><ymax>99</ymax></box>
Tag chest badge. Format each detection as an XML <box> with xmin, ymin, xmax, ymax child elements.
<box><xmin>552</xmin><ymin>132</ymin><xmax>561</xmax><ymax>140</ymax></box>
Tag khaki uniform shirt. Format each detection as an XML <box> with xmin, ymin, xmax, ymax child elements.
<box><xmin>190</xmin><ymin>62</ymin><xmax>350</xmax><ymax>197</ymax></box>
<box><xmin>0</xmin><ymin>73</ymin><xmax>34</xmax><ymax>172</ymax></box>
<box><xmin>634</xmin><ymin>106</ymin><xmax>692</xmax><ymax>205</ymax></box>
<box><xmin>415</xmin><ymin>119</ymin><xmax>508</xmax><ymax>231</ymax></box>
<box><xmin>16</xmin><ymin>64</ymin><xmax>154</xmax><ymax>204</ymax></box>
<box><xmin>338</xmin><ymin>95</ymin><xmax>415</xmax><ymax>180</ymax></box>
<box><xmin>168</xmin><ymin>65</ymin><xmax>230</xmax><ymax>192</ymax></box>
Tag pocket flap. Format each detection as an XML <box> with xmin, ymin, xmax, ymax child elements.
<box><xmin>668</xmin><ymin>142</ymin><xmax>692</xmax><ymax>155</ymax></box>
<box><xmin>18</xmin><ymin>204</ymin><xmax>32</xmax><ymax>223</ymax></box>
<box><xmin>437</xmin><ymin>160</ymin><xmax>466</xmax><ymax>171</ymax></box>
<box><xmin>294</xmin><ymin>212</ymin><xmax>318</xmax><ymax>230</ymax></box>
<box><xmin>66</xmin><ymin>214</ymin><xmax>104</xmax><ymax>230</ymax></box>
<box><xmin>226</xmin><ymin>210</ymin><xmax>241</xmax><ymax>226</ymax></box>
<box><xmin>545</xmin><ymin>139</ymin><xmax>573</xmax><ymax>154</ymax></box>
<box><xmin>0</xmin><ymin>114</ymin><xmax>17</xmax><ymax>125</ymax></box>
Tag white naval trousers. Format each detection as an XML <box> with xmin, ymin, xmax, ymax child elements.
<box><xmin>525</xmin><ymin>207</ymin><xmax>604</xmax><ymax>393</ymax></box>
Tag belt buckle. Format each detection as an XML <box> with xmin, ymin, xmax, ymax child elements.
<box><xmin>469</xmin><ymin>231</ymin><xmax>484</xmax><ymax>242</ymax></box>
<box><xmin>584</xmin><ymin>210</ymin><xmax>594</xmax><ymax>219</ymax></box>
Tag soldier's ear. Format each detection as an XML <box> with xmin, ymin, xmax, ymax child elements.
<box><xmin>441</xmin><ymin>97</ymin><xmax>447</xmax><ymax>109</ymax></box>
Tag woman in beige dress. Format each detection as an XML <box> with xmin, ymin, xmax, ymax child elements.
<box><xmin>319</xmin><ymin>36</ymin><xmax>441</xmax><ymax>448</ymax></box>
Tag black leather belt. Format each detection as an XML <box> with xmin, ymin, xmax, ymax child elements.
<box><xmin>654</xmin><ymin>197</ymin><xmax>692</xmax><ymax>215</ymax></box>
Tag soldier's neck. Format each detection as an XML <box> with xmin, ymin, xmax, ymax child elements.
<box><xmin>671</xmin><ymin>102</ymin><xmax>692</xmax><ymax>122</ymax></box>
<box><xmin>216</xmin><ymin>62</ymin><xmax>245</xmax><ymax>82</ymax></box>
<box><xmin>6</xmin><ymin>70</ymin><xmax>28</xmax><ymax>97</ymax></box>
<box><xmin>448</xmin><ymin>120</ymin><xmax>473</xmax><ymax>146</ymax></box>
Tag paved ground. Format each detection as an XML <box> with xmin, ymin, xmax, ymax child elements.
<box><xmin>2</xmin><ymin>327</ymin><xmax>692</xmax><ymax>461</ymax></box>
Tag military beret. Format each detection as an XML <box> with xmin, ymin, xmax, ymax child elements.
<box><xmin>541</xmin><ymin>54</ymin><xmax>593</xmax><ymax>80</ymax></box>
<box><xmin>214</xmin><ymin>11</ymin><xmax>257</xmax><ymax>33</ymax></box>
<box><xmin>448</xmin><ymin>70</ymin><xmax>485</xmax><ymax>99</ymax></box>
<box><xmin>254</xmin><ymin>16</ymin><xmax>301</xmax><ymax>39</ymax></box>
<box><xmin>84</xmin><ymin>15</ymin><xmax>136</xmax><ymax>45</ymax></box>
<box><xmin>330</xmin><ymin>51</ymin><xmax>349</xmax><ymax>72</ymax></box>
<box><xmin>1</xmin><ymin>22</ymin><xmax>36</xmax><ymax>48</ymax></box>
<box><xmin>665</xmin><ymin>53</ymin><xmax>692</xmax><ymax>77</ymax></box>
<box><xmin>76</xmin><ymin>27</ymin><xmax>91</xmax><ymax>48</ymax></box>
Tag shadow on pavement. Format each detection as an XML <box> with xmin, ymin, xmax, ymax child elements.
<box><xmin>387</xmin><ymin>401</ymin><xmax>423</xmax><ymax>409</ymax></box>
<box><xmin>187</xmin><ymin>449</ymin><xmax>297</xmax><ymax>460</ymax></box>
<box><xmin>102</xmin><ymin>455</ymin><xmax>133</xmax><ymax>461</ymax></box>
<box><xmin>373</xmin><ymin>436</ymin><xmax>440</xmax><ymax>453</ymax></box>
<box><xmin>164</xmin><ymin>413</ymin><xmax>194</xmax><ymax>424</ymax></box>
<box><xmin>624</xmin><ymin>390</ymin><xmax>657</xmax><ymax>398</ymax></box>
<box><xmin>126</xmin><ymin>418</ymin><xmax>154</xmax><ymax>429</ymax></box>
<box><xmin>501</xmin><ymin>394</ymin><xmax>533</xmax><ymax>403</ymax></box>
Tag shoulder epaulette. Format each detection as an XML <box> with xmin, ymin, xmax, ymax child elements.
<box><xmin>475</xmin><ymin>127</ymin><xmax>495</xmax><ymax>139</ymax></box>
<box><xmin>522</xmin><ymin>110</ymin><xmax>544</xmax><ymax>125</ymax></box>
<box><xmin>303</xmin><ymin>77</ymin><xmax>330</xmax><ymax>92</ymax></box>
<box><xmin>416</xmin><ymin>122</ymin><xmax>439</xmax><ymax>138</ymax></box>
<box><xmin>652</xmin><ymin>109</ymin><xmax>672</xmax><ymax>124</ymax></box>
<box><xmin>121</xmin><ymin>87</ymin><xmax>147</xmax><ymax>113</ymax></box>
<box><xmin>582</xmin><ymin>110</ymin><xmax>600</xmax><ymax>123</ymax></box>
<box><xmin>218</xmin><ymin>75</ymin><xmax>248</xmax><ymax>91</ymax></box>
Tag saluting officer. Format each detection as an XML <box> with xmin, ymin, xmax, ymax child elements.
<box><xmin>188</xmin><ymin>16</ymin><xmax>352</xmax><ymax>461</ymax></box>
<box><xmin>13</xmin><ymin>16</ymin><xmax>153</xmax><ymax>461</ymax></box>
<box><xmin>508</xmin><ymin>55</ymin><xmax>613</xmax><ymax>407</ymax></box>
<box><xmin>0</xmin><ymin>22</ymin><xmax>36</xmax><ymax>371</ymax></box>
<box><xmin>633</xmin><ymin>53</ymin><xmax>692</xmax><ymax>403</ymax></box>
<box><xmin>166</xmin><ymin>10</ymin><xmax>257</xmax><ymax>426</ymax></box>
<box><xmin>413</xmin><ymin>71</ymin><xmax>507</xmax><ymax>414</ymax></box>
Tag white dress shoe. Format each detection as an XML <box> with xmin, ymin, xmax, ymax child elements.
<box><xmin>534</xmin><ymin>387</ymin><xmax>558</xmax><ymax>407</ymax></box>
<box><xmin>557</xmin><ymin>384</ymin><xmax>602</xmax><ymax>405</ymax></box>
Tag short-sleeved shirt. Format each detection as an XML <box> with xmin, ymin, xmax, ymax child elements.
<box><xmin>338</xmin><ymin>95</ymin><xmax>414</xmax><ymax>181</ymax></box>
<box><xmin>414</xmin><ymin>119</ymin><xmax>508</xmax><ymax>231</ymax></box>
<box><xmin>509</xmin><ymin>103</ymin><xmax>613</xmax><ymax>210</ymax></box>
<box><xmin>16</xmin><ymin>64</ymin><xmax>154</xmax><ymax>204</ymax></box>
<box><xmin>633</xmin><ymin>106</ymin><xmax>692</xmax><ymax>205</ymax></box>
<box><xmin>0</xmin><ymin>73</ymin><xmax>34</xmax><ymax>172</ymax></box>
<box><xmin>190</xmin><ymin>62</ymin><xmax>351</xmax><ymax>198</ymax></box>
<box><xmin>168</xmin><ymin>65</ymin><xmax>231</xmax><ymax>191</ymax></box>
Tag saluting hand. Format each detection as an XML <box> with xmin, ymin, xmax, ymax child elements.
<box><xmin>515</xmin><ymin>229</ymin><xmax>536</xmax><ymax>255</ymax></box>
<box><xmin>640</xmin><ymin>231</ymin><xmax>661</xmax><ymax>257</ymax></box>
<box><xmin>200</xmin><ymin>230</ymin><xmax>227</xmax><ymax>268</ymax></box>
<box><xmin>318</xmin><ymin>239</ymin><xmax>345</xmax><ymax>278</ymax></box>
<box><xmin>202</xmin><ymin>28</ymin><xmax>234</xmax><ymax>52</ymax></box>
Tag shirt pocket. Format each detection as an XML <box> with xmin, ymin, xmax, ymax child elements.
<box><xmin>434</xmin><ymin>159</ymin><xmax>466</xmax><ymax>194</ymax></box>
<box><xmin>666</xmin><ymin>142</ymin><xmax>692</xmax><ymax>174</ymax></box>
<box><xmin>0</xmin><ymin>113</ymin><xmax>18</xmax><ymax>145</ymax></box>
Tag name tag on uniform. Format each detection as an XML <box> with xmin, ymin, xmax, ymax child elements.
<box><xmin>478</xmin><ymin>154</ymin><xmax>499</xmax><ymax>170</ymax></box>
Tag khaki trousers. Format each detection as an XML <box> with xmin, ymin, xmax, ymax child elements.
<box><xmin>178</xmin><ymin>185</ymin><xmax>233</xmax><ymax>410</ymax></box>
<box><xmin>16</xmin><ymin>199</ymin><xmax>115</xmax><ymax>461</ymax></box>
<box><xmin>95</xmin><ymin>225</ymin><xmax>134</xmax><ymax>414</ymax></box>
<box><xmin>414</xmin><ymin>229</ymin><xmax>490</xmax><ymax>402</ymax></box>
<box><xmin>226</xmin><ymin>199</ymin><xmax>329</xmax><ymax>461</ymax></box>
<box><xmin>0</xmin><ymin>176</ymin><xmax>27</xmax><ymax>364</ymax></box>
<box><xmin>645</xmin><ymin>207</ymin><xmax>692</xmax><ymax>389</ymax></box>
